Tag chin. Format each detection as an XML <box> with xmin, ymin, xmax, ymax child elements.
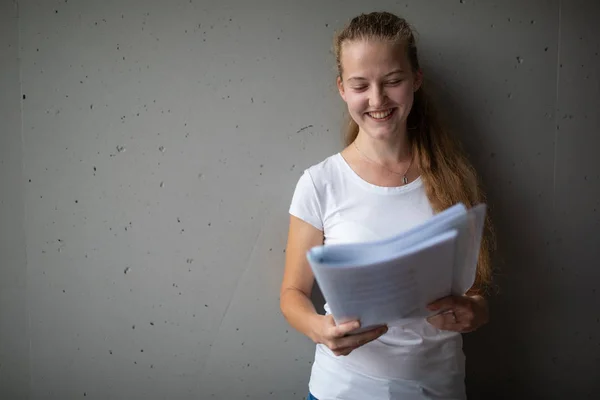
<box><xmin>361</xmin><ymin>129</ymin><xmax>397</xmax><ymax>141</ymax></box>
<box><xmin>360</xmin><ymin>120</ymin><xmax>404</xmax><ymax>140</ymax></box>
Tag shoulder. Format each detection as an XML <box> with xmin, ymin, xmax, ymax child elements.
<box><xmin>301</xmin><ymin>153</ymin><xmax>344</xmax><ymax>190</ymax></box>
<box><xmin>289</xmin><ymin>154</ymin><xmax>343</xmax><ymax>230</ymax></box>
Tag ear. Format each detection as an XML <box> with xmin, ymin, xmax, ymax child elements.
<box><xmin>337</xmin><ymin>76</ymin><xmax>347</xmax><ymax>102</ymax></box>
<box><xmin>413</xmin><ymin>69</ymin><xmax>423</xmax><ymax>92</ymax></box>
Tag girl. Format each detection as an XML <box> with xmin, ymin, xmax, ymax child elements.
<box><xmin>280</xmin><ymin>11</ymin><xmax>494</xmax><ymax>400</ymax></box>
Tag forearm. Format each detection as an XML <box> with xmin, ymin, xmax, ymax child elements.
<box><xmin>280</xmin><ymin>288</ymin><xmax>323</xmax><ymax>343</ymax></box>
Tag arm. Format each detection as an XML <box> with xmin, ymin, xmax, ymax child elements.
<box><xmin>280</xmin><ymin>215</ymin><xmax>387</xmax><ymax>355</ymax></box>
<box><xmin>279</xmin><ymin>215</ymin><xmax>325</xmax><ymax>343</ymax></box>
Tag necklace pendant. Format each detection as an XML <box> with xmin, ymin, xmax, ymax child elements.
<box><xmin>402</xmin><ymin>176</ymin><xmax>408</xmax><ymax>185</ymax></box>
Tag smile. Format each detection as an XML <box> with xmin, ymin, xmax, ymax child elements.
<box><xmin>367</xmin><ymin>108</ymin><xmax>396</xmax><ymax>121</ymax></box>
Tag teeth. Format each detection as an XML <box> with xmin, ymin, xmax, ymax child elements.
<box><xmin>369</xmin><ymin>109</ymin><xmax>393</xmax><ymax>119</ymax></box>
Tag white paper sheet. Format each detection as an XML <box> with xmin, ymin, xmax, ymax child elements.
<box><xmin>306</xmin><ymin>203</ymin><xmax>487</xmax><ymax>333</ymax></box>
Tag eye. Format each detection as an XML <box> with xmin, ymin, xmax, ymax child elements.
<box><xmin>351</xmin><ymin>86</ymin><xmax>368</xmax><ymax>92</ymax></box>
<box><xmin>387</xmin><ymin>80</ymin><xmax>402</xmax><ymax>85</ymax></box>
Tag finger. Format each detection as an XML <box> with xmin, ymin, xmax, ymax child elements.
<box><xmin>333</xmin><ymin>329</ymin><xmax>387</xmax><ymax>356</ymax></box>
<box><xmin>327</xmin><ymin>338</ymin><xmax>363</xmax><ymax>355</ymax></box>
<box><xmin>427</xmin><ymin>295</ymin><xmax>458</xmax><ymax>311</ymax></box>
<box><xmin>427</xmin><ymin>312</ymin><xmax>463</xmax><ymax>332</ymax></box>
<box><xmin>333</xmin><ymin>346</ymin><xmax>356</xmax><ymax>356</ymax></box>
<box><xmin>454</xmin><ymin>299</ymin><xmax>476</xmax><ymax>320</ymax></box>
<box><xmin>454</xmin><ymin>309</ymin><xmax>478</xmax><ymax>332</ymax></box>
<box><xmin>329</xmin><ymin>325</ymin><xmax>388</xmax><ymax>356</ymax></box>
<box><xmin>331</xmin><ymin>319</ymin><xmax>361</xmax><ymax>338</ymax></box>
<box><xmin>450</xmin><ymin>298</ymin><xmax>479</xmax><ymax>326</ymax></box>
<box><xmin>453</xmin><ymin>307</ymin><xmax>474</xmax><ymax>322</ymax></box>
<box><xmin>339</xmin><ymin>325</ymin><xmax>388</xmax><ymax>349</ymax></box>
<box><xmin>426</xmin><ymin>313</ymin><xmax>444</xmax><ymax>328</ymax></box>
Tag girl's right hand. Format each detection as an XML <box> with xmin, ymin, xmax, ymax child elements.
<box><xmin>315</xmin><ymin>314</ymin><xmax>388</xmax><ymax>356</ymax></box>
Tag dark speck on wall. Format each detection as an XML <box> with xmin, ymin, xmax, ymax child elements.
<box><xmin>22</xmin><ymin>94</ymin><xmax>26</xmax><ymax>99</ymax></box>
<box><xmin>296</xmin><ymin>125</ymin><xmax>313</xmax><ymax>133</ymax></box>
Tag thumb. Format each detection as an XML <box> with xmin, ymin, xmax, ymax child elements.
<box><xmin>427</xmin><ymin>295</ymin><xmax>456</xmax><ymax>311</ymax></box>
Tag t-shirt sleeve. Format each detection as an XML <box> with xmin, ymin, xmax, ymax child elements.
<box><xmin>289</xmin><ymin>170</ymin><xmax>323</xmax><ymax>231</ymax></box>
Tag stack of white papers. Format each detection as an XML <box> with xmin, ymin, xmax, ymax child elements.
<box><xmin>306</xmin><ymin>203</ymin><xmax>487</xmax><ymax>333</ymax></box>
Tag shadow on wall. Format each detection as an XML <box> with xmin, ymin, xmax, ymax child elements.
<box><xmin>424</xmin><ymin>56</ymin><xmax>554</xmax><ymax>398</ymax></box>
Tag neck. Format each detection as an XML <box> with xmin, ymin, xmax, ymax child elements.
<box><xmin>354</xmin><ymin>128</ymin><xmax>411</xmax><ymax>164</ymax></box>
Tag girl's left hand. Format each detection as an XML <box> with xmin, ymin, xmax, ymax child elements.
<box><xmin>426</xmin><ymin>295</ymin><xmax>489</xmax><ymax>333</ymax></box>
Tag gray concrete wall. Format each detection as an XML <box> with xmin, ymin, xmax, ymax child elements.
<box><xmin>0</xmin><ymin>1</ymin><xmax>30</xmax><ymax>399</ymax></box>
<box><xmin>0</xmin><ymin>0</ymin><xmax>598</xmax><ymax>398</ymax></box>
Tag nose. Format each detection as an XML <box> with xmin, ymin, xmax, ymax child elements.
<box><xmin>369</xmin><ymin>85</ymin><xmax>386</xmax><ymax>109</ymax></box>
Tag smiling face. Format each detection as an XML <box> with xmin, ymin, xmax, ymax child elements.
<box><xmin>337</xmin><ymin>39</ymin><xmax>423</xmax><ymax>142</ymax></box>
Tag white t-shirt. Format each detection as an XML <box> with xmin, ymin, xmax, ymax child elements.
<box><xmin>289</xmin><ymin>153</ymin><xmax>466</xmax><ymax>400</ymax></box>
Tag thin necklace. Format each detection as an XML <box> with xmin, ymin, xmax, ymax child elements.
<box><xmin>353</xmin><ymin>141</ymin><xmax>413</xmax><ymax>184</ymax></box>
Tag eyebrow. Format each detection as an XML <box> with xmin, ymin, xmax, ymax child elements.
<box><xmin>347</xmin><ymin>69</ymin><xmax>405</xmax><ymax>82</ymax></box>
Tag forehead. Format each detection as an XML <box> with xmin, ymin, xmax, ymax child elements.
<box><xmin>340</xmin><ymin>39</ymin><xmax>411</xmax><ymax>78</ymax></box>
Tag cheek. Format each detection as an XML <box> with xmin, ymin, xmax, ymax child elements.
<box><xmin>391</xmin><ymin>85</ymin><xmax>415</xmax><ymax>104</ymax></box>
<box><xmin>402</xmin><ymin>93</ymin><xmax>415</xmax><ymax>111</ymax></box>
<box><xmin>346</xmin><ymin>93</ymin><xmax>368</xmax><ymax>114</ymax></box>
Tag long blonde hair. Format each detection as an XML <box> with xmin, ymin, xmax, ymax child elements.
<box><xmin>334</xmin><ymin>12</ymin><xmax>496</xmax><ymax>293</ymax></box>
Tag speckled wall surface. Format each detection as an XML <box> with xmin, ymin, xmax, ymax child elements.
<box><xmin>1</xmin><ymin>1</ymin><xmax>29</xmax><ymax>399</ymax></box>
<box><xmin>1</xmin><ymin>0</ymin><xmax>598</xmax><ymax>399</ymax></box>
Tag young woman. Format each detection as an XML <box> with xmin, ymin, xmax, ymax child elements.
<box><xmin>280</xmin><ymin>12</ymin><xmax>494</xmax><ymax>400</ymax></box>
